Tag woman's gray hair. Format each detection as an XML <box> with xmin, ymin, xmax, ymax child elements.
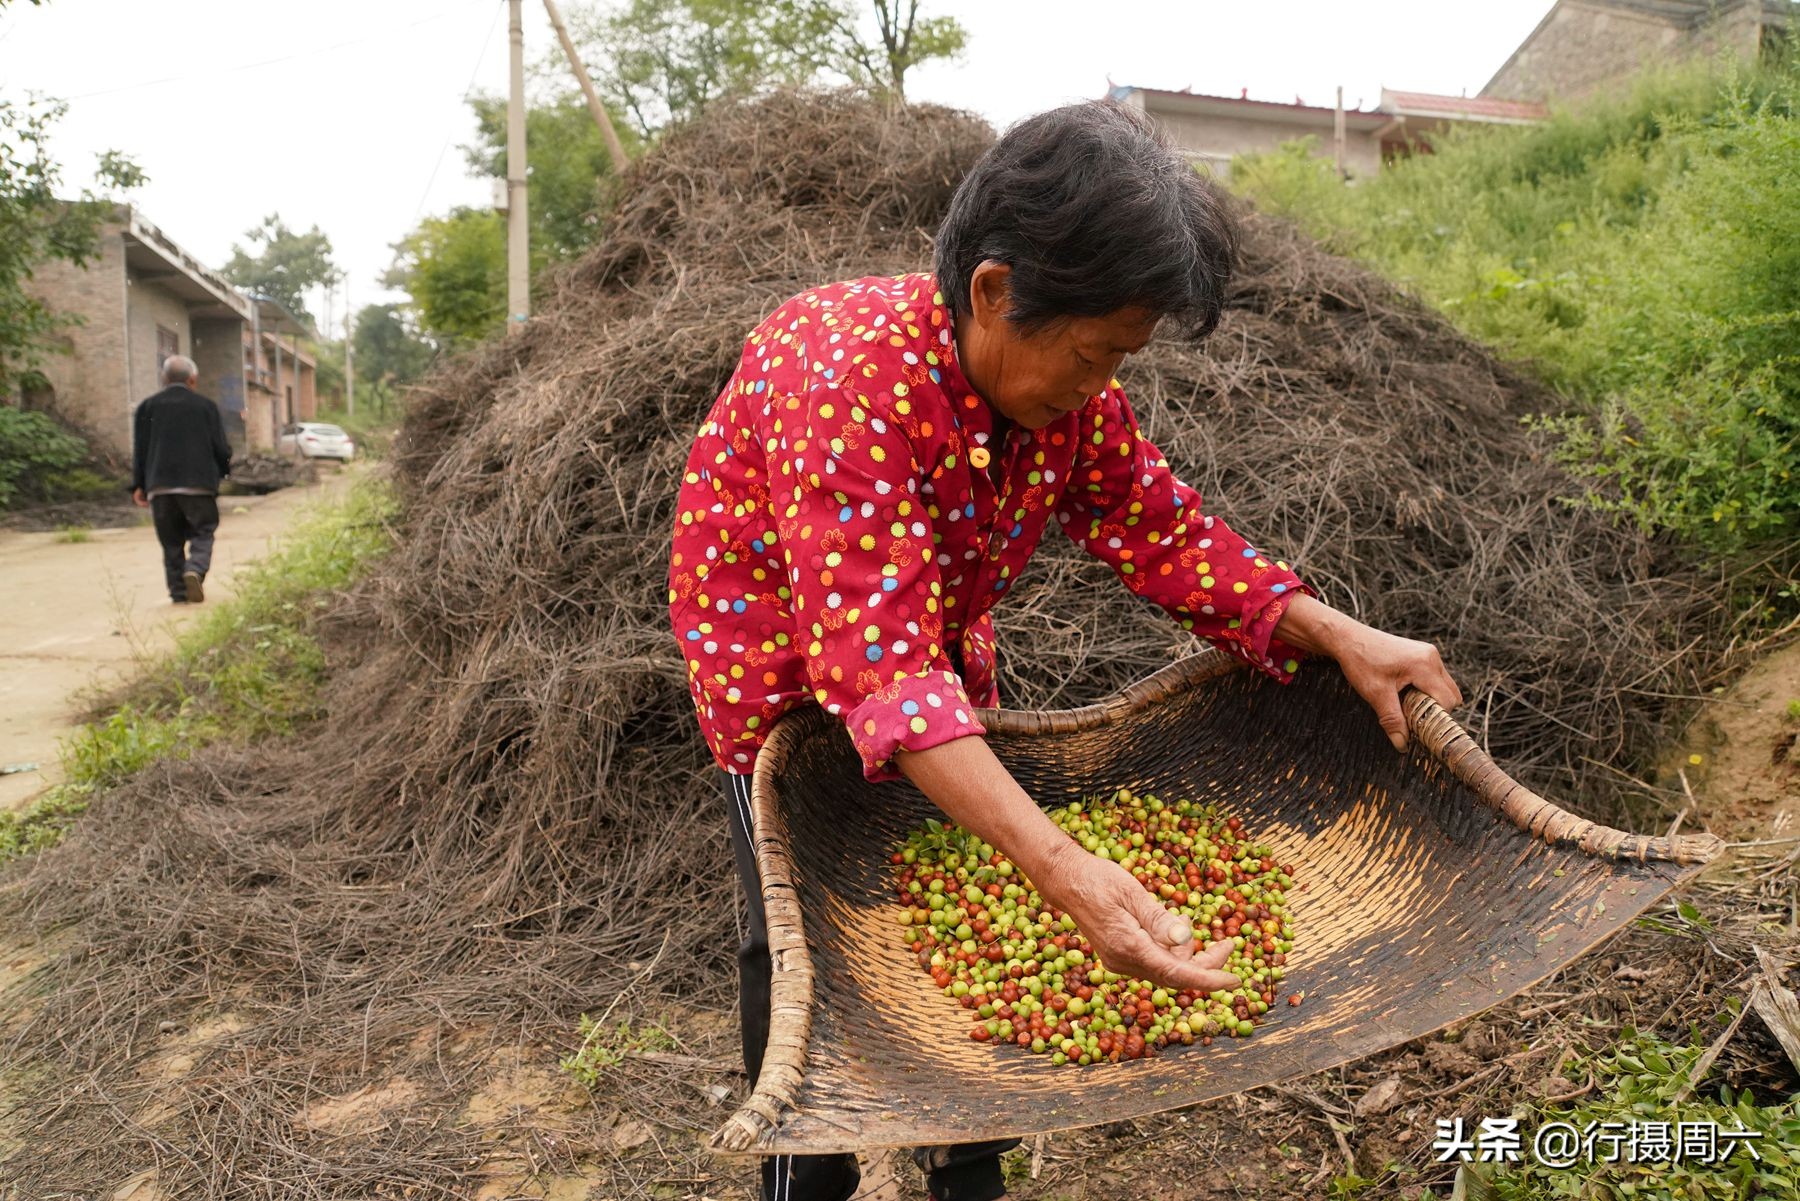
<box><xmin>934</xmin><ymin>101</ymin><xmax>1238</xmax><ymax>341</ymax></box>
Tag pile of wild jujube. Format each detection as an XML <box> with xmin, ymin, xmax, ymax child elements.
<box><xmin>890</xmin><ymin>788</ymin><xmax>1299</xmax><ymax>1066</ymax></box>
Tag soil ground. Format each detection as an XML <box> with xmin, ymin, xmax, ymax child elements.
<box><xmin>1678</xmin><ymin>637</ymin><xmax>1800</xmax><ymax>852</ymax></box>
<box><xmin>0</xmin><ymin>463</ymin><xmax>361</xmax><ymax>812</ymax></box>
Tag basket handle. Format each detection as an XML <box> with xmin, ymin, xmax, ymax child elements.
<box><xmin>713</xmin><ymin>709</ymin><xmax>823</xmax><ymax>1153</ymax></box>
<box><xmin>1402</xmin><ymin>686</ymin><xmax>1722</xmax><ymax>867</ymax></box>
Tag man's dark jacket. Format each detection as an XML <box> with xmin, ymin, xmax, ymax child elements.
<box><xmin>131</xmin><ymin>385</ymin><xmax>233</xmax><ymax>494</ymax></box>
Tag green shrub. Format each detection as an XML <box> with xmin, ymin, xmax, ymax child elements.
<box><xmin>61</xmin><ymin>702</ymin><xmax>200</xmax><ymax>788</ymax></box>
<box><xmin>1229</xmin><ymin>137</ymin><xmax>1357</xmax><ymax>244</ymax></box>
<box><xmin>0</xmin><ymin>702</ymin><xmax>202</xmax><ymax>862</ymax></box>
<box><xmin>0</xmin><ymin>406</ymin><xmax>88</xmax><ymax>508</ymax></box>
<box><xmin>1485</xmin><ymin>1022</ymin><xmax>1800</xmax><ymax>1199</ymax></box>
<box><xmin>0</xmin><ymin>787</ymin><xmax>89</xmax><ymax>860</ymax></box>
<box><xmin>43</xmin><ymin>467</ymin><xmax>117</xmax><ymax>501</ymax></box>
<box><xmin>1232</xmin><ymin>56</ymin><xmax>1800</xmax><ymax>553</ymax></box>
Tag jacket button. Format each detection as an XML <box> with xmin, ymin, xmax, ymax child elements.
<box><xmin>968</xmin><ymin>446</ymin><xmax>991</xmax><ymax>470</ymax></box>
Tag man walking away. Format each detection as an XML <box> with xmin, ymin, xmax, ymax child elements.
<box><xmin>131</xmin><ymin>355</ymin><xmax>232</xmax><ymax>604</ymax></box>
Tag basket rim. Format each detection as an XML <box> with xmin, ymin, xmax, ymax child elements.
<box><xmin>710</xmin><ymin>649</ymin><xmax>1725</xmax><ymax>1153</ymax></box>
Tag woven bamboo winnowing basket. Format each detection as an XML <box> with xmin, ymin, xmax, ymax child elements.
<box><xmin>713</xmin><ymin>650</ymin><xmax>1723</xmax><ymax>1155</ymax></box>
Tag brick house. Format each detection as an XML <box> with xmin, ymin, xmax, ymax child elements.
<box><xmin>1483</xmin><ymin>0</ymin><xmax>1795</xmax><ymax>103</ymax></box>
<box><xmin>242</xmin><ymin>318</ymin><xmax>319</xmax><ymax>454</ymax></box>
<box><xmin>1108</xmin><ymin>86</ymin><xmax>1547</xmax><ymax>178</ymax></box>
<box><xmin>19</xmin><ymin>205</ymin><xmax>316</xmax><ymax>460</ymax></box>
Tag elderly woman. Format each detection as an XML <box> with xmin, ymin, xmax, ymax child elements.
<box><xmin>669</xmin><ymin>101</ymin><xmax>1462</xmax><ymax>1201</ymax></box>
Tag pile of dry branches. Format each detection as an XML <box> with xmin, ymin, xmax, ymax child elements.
<box><xmin>0</xmin><ymin>89</ymin><xmax>1751</xmax><ymax>1197</ymax></box>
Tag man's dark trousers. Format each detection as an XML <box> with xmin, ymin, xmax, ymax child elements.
<box><xmin>723</xmin><ymin>772</ymin><xmax>1019</xmax><ymax>1201</ymax></box>
<box><xmin>150</xmin><ymin>493</ymin><xmax>219</xmax><ymax>602</ymax></box>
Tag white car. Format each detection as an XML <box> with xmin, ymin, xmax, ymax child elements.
<box><xmin>278</xmin><ymin>422</ymin><xmax>355</xmax><ymax>462</ymax></box>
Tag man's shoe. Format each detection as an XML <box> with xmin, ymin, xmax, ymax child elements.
<box><xmin>183</xmin><ymin>570</ymin><xmax>204</xmax><ymax>603</ymax></box>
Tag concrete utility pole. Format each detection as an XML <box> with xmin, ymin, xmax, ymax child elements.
<box><xmin>1334</xmin><ymin>86</ymin><xmax>1347</xmax><ymax>181</ymax></box>
<box><xmin>542</xmin><ymin>0</ymin><xmax>629</xmax><ymax>175</ymax></box>
<box><xmin>344</xmin><ymin>275</ymin><xmax>355</xmax><ymax>417</ymax></box>
<box><xmin>506</xmin><ymin>0</ymin><xmax>529</xmax><ymax>334</ymax></box>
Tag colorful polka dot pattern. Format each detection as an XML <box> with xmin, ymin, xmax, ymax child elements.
<box><xmin>668</xmin><ymin>274</ymin><xmax>1313</xmax><ymax>781</ymax></box>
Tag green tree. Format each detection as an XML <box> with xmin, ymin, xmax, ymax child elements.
<box><xmin>352</xmin><ymin>304</ymin><xmax>436</xmax><ymax>386</ymax></box>
<box><xmin>0</xmin><ymin>95</ymin><xmax>144</xmax><ymax>394</ymax></box>
<box><xmin>385</xmin><ymin>209</ymin><xmax>507</xmax><ymax>347</ymax></box>
<box><xmin>833</xmin><ymin>0</ymin><xmax>966</xmax><ymax>100</ymax></box>
<box><xmin>0</xmin><ymin>94</ymin><xmax>146</xmax><ymax>396</ymax></box>
<box><xmin>221</xmin><ymin>215</ymin><xmax>341</xmax><ymax>326</ymax></box>
<box><xmin>573</xmin><ymin>0</ymin><xmax>841</xmax><ymax>135</ymax></box>
<box><xmin>387</xmin><ymin>1</ymin><xmax>965</xmax><ymax>349</ymax></box>
<box><xmin>465</xmin><ymin>93</ymin><xmax>637</xmax><ymax>260</ymax></box>
<box><xmin>388</xmin><ymin>93</ymin><xmax>637</xmax><ymax>346</ymax></box>
<box><xmin>570</xmin><ymin>0</ymin><xmax>964</xmax><ymax>134</ymax></box>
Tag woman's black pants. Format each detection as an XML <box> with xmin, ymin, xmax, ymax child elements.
<box><xmin>724</xmin><ymin>771</ymin><xmax>1019</xmax><ymax>1200</ymax></box>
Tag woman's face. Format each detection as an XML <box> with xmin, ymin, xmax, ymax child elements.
<box><xmin>955</xmin><ymin>261</ymin><xmax>1160</xmax><ymax>430</ymax></box>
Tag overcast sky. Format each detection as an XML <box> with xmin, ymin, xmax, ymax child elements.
<box><xmin>0</xmin><ymin>0</ymin><xmax>1553</xmax><ymax>327</ymax></box>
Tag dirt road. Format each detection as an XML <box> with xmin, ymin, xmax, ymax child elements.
<box><xmin>0</xmin><ymin>467</ymin><xmax>361</xmax><ymax>811</ymax></box>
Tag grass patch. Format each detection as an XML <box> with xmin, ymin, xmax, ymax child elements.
<box><xmin>51</xmin><ymin>525</ymin><xmax>90</xmax><ymax>543</ymax></box>
<box><xmin>0</xmin><ymin>788</ymin><xmax>91</xmax><ymax>861</ymax></box>
<box><xmin>559</xmin><ymin>1015</ymin><xmax>676</xmax><ymax>1087</ymax></box>
<box><xmin>0</xmin><ymin>481</ymin><xmax>396</xmax><ymax>863</ymax></box>
<box><xmin>1325</xmin><ymin>1020</ymin><xmax>1800</xmax><ymax>1200</ymax></box>
<box><xmin>1482</xmin><ymin>1021</ymin><xmax>1800</xmax><ymax>1199</ymax></box>
<box><xmin>1232</xmin><ymin>53</ymin><xmax>1800</xmax><ymax>554</ymax></box>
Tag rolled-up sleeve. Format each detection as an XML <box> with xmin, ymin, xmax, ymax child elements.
<box><xmin>1054</xmin><ymin>384</ymin><xmax>1316</xmax><ymax>680</ymax></box>
<box><xmin>770</xmin><ymin>381</ymin><xmax>986</xmax><ymax>780</ymax></box>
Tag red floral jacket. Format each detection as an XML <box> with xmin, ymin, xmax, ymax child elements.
<box><xmin>669</xmin><ymin>273</ymin><xmax>1313</xmax><ymax>780</ymax></box>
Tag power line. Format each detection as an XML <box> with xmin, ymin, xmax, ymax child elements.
<box><xmin>63</xmin><ymin>7</ymin><xmax>476</xmax><ymax>102</ymax></box>
<box><xmin>412</xmin><ymin>0</ymin><xmax>507</xmax><ymax>225</ymax></box>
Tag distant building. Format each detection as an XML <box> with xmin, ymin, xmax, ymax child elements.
<box><xmin>1112</xmin><ymin>0</ymin><xmax>1792</xmax><ymax>179</ymax></box>
<box><xmin>243</xmin><ymin>322</ymin><xmax>319</xmax><ymax>454</ymax></box>
<box><xmin>1107</xmin><ymin>85</ymin><xmax>1546</xmax><ymax>179</ymax></box>
<box><xmin>19</xmin><ymin>205</ymin><xmax>316</xmax><ymax>459</ymax></box>
<box><xmin>1482</xmin><ymin>0</ymin><xmax>1794</xmax><ymax>102</ymax></box>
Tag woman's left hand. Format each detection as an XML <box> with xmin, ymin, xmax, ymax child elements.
<box><xmin>1329</xmin><ymin>622</ymin><xmax>1462</xmax><ymax>752</ymax></box>
<box><xmin>1274</xmin><ymin>593</ymin><xmax>1463</xmax><ymax>752</ymax></box>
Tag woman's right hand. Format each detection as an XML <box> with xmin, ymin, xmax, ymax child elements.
<box><xmin>896</xmin><ymin>734</ymin><xmax>1241</xmax><ymax>995</ymax></box>
<box><xmin>1033</xmin><ymin>838</ymin><xmax>1241</xmax><ymax>994</ymax></box>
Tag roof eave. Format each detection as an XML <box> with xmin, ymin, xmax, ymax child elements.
<box><xmin>1127</xmin><ymin>87</ymin><xmax>1387</xmax><ymax>130</ymax></box>
<box><xmin>122</xmin><ymin>208</ymin><xmax>250</xmax><ymax>319</ymax></box>
<box><xmin>249</xmin><ymin>294</ymin><xmax>311</xmax><ymax>338</ymax></box>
